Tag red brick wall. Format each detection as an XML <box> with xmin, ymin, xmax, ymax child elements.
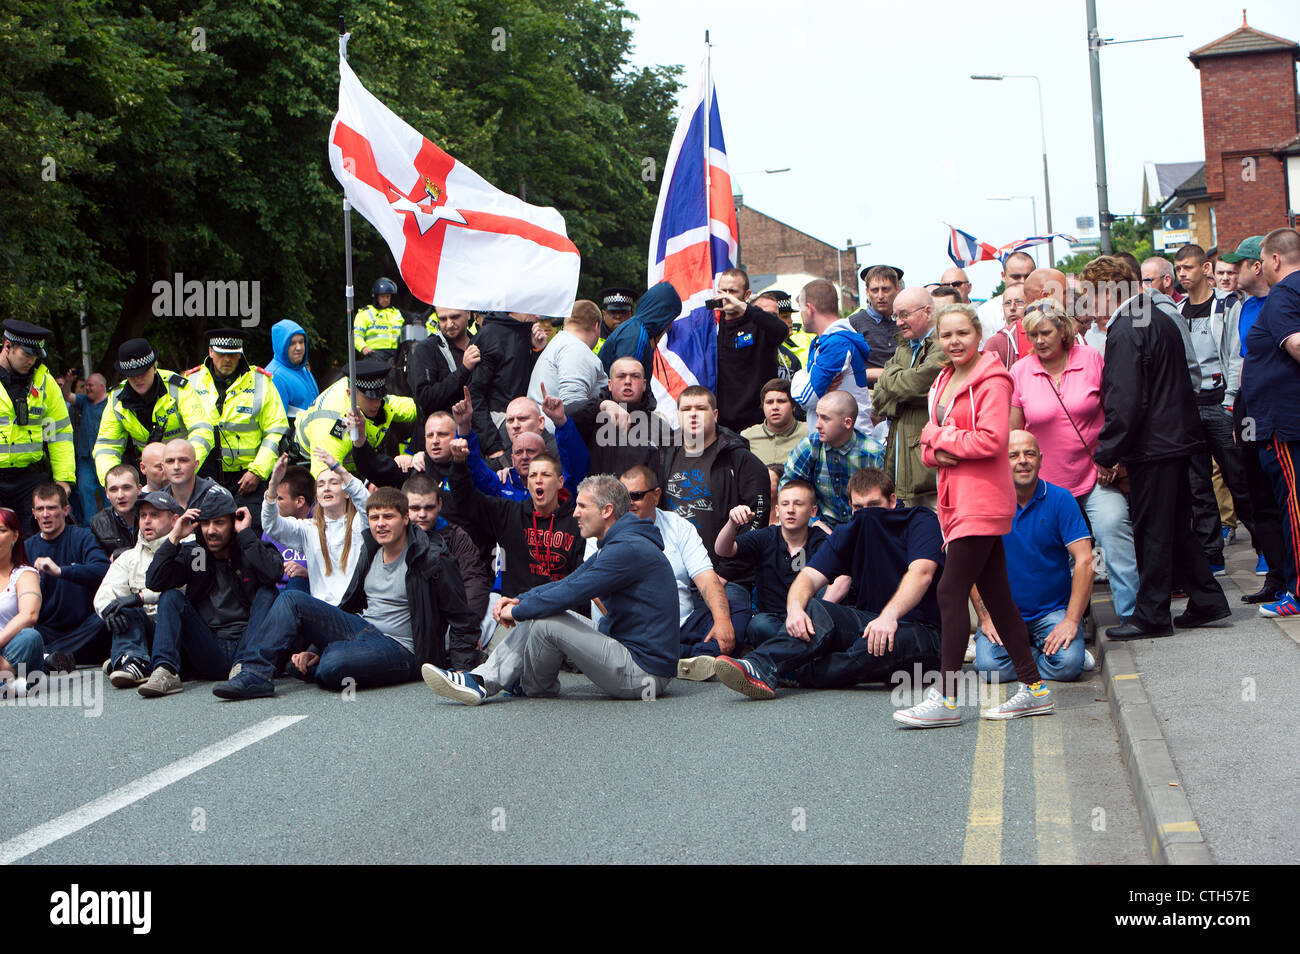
<box><xmin>1216</xmin><ymin>151</ymin><xmax>1290</xmax><ymax>247</ymax></box>
<box><xmin>736</xmin><ymin>204</ymin><xmax>859</xmax><ymax>292</ymax></box>
<box><xmin>1197</xmin><ymin>50</ymin><xmax>1298</xmax><ymax>198</ymax></box>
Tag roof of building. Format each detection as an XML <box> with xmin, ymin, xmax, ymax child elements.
<box><xmin>1273</xmin><ymin>132</ymin><xmax>1300</xmax><ymax>156</ymax></box>
<box><xmin>1142</xmin><ymin>161</ymin><xmax>1205</xmax><ymax>207</ymax></box>
<box><xmin>1189</xmin><ymin>13</ymin><xmax>1298</xmax><ymax>64</ymax></box>
<box><xmin>1161</xmin><ymin>165</ymin><xmax>1209</xmax><ymax>212</ymax></box>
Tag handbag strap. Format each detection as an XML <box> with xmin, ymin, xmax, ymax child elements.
<box><xmin>1046</xmin><ymin>374</ymin><xmax>1093</xmax><ymax>458</ymax></box>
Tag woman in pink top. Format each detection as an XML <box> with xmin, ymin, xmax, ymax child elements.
<box><xmin>1010</xmin><ymin>299</ymin><xmax>1138</xmax><ymax>620</ymax></box>
<box><xmin>895</xmin><ymin>304</ymin><xmax>1053</xmax><ymax>728</ymax></box>
<box><xmin>0</xmin><ymin>506</ymin><xmax>45</xmax><ymax>697</ymax></box>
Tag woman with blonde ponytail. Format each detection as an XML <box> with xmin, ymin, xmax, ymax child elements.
<box><xmin>261</xmin><ymin>450</ymin><xmax>370</xmax><ymax>606</ymax></box>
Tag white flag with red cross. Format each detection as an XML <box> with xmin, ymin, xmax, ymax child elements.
<box><xmin>328</xmin><ymin>56</ymin><xmax>580</xmax><ymax>316</ymax></box>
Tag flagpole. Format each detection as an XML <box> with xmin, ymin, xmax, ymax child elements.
<box><xmin>703</xmin><ymin>31</ymin><xmax>712</xmax><ymax>286</ymax></box>
<box><xmin>339</xmin><ymin>16</ymin><xmax>360</xmax><ymax>440</ymax></box>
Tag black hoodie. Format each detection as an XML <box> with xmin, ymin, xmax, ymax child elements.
<box><xmin>468</xmin><ymin>312</ymin><xmax>539</xmax><ymax>457</ymax></box>
<box><xmin>449</xmin><ymin>460</ymin><xmax>583</xmax><ymax>597</ymax></box>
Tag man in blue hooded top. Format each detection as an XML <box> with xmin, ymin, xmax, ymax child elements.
<box><xmin>266</xmin><ymin>319</ymin><xmax>319</xmax><ymax>427</ymax></box>
<box><xmin>599</xmin><ymin>281</ymin><xmax>681</xmax><ymax>380</ymax></box>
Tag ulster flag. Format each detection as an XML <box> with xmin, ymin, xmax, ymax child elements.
<box><xmin>328</xmin><ymin>56</ymin><xmax>580</xmax><ymax>316</ymax></box>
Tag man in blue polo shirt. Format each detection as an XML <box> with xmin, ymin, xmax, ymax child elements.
<box><xmin>973</xmin><ymin>430</ymin><xmax>1095</xmax><ymax>681</ymax></box>
<box><xmin>1242</xmin><ymin>227</ymin><xmax>1300</xmax><ymax>618</ymax></box>
<box><xmin>711</xmin><ymin>468</ymin><xmax>944</xmax><ymax>699</ymax></box>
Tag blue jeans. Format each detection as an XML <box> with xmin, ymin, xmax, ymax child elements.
<box><xmin>974</xmin><ymin>607</ymin><xmax>1085</xmax><ymax>683</ymax></box>
<box><xmin>678</xmin><ymin>582</ymin><xmax>757</xmax><ymax>658</ymax></box>
<box><xmin>1083</xmin><ymin>480</ymin><xmax>1138</xmax><ymax>620</ymax></box>
<box><xmin>38</xmin><ymin>613</ymin><xmax>110</xmax><ymax>664</ymax></box>
<box><xmin>109</xmin><ymin>609</ymin><xmax>155</xmax><ymax>667</ymax></box>
<box><xmin>237</xmin><ymin>589</ymin><xmax>416</xmax><ymax>690</ymax></box>
<box><xmin>1</xmin><ymin>627</ymin><xmax>45</xmax><ymax>675</ymax></box>
<box><xmin>741</xmin><ymin>599</ymin><xmax>941</xmax><ymax>687</ymax></box>
<box><xmin>74</xmin><ymin>457</ymin><xmax>103</xmax><ymax>527</ymax></box>
<box><xmin>152</xmin><ymin>588</ymin><xmax>276</xmax><ymax>680</ymax></box>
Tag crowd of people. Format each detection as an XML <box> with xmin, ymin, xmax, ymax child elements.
<box><xmin>2</xmin><ymin>226</ymin><xmax>1299</xmax><ymax>730</ymax></box>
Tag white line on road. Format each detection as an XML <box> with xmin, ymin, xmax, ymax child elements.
<box><xmin>0</xmin><ymin>715</ymin><xmax>307</xmax><ymax>865</ymax></box>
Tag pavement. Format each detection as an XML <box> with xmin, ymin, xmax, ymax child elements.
<box><xmin>1093</xmin><ymin>535</ymin><xmax>1300</xmax><ymax>864</ymax></box>
<box><xmin>1</xmin><ymin>639</ymin><xmax>1148</xmax><ymax>865</ymax></box>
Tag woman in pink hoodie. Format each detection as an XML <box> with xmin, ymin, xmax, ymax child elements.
<box><xmin>894</xmin><ymin>304</ymin><xmax>1053</xmax><ymax>728</ymax></box>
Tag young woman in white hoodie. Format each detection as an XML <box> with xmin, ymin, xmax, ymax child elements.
<box><xmin>261</xmin><ymin>450</ymin><xmax>370</xmax><ymax>606</ymax></box>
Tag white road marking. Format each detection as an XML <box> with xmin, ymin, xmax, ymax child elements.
<box><xmin>0</xmin><ymin>715</ymin><xmax>306</xmax><ymax>864</ymax></box>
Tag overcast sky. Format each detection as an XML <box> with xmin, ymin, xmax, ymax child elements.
<box><xmin>622</xmin><ymin>0</ymin><xmax>1297</xmax><ymax>299</ymax></box>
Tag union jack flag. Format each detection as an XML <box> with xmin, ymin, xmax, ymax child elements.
<box><xmin>647</xmin><ymin>56</ymin><xmax>738</xmax><ymax>406</ymax></box>
<box><xmin>947</xmin><ymin>225</ymin><xmax>1001</xmax><ymax>268</ymax></box>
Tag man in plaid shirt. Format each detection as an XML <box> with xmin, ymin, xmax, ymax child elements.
<box><xmin>782</xmin><ymin>390</ymin><xmax>884</xmax><ymax>528</ymax></box>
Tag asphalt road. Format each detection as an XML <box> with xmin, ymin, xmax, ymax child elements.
<box><xmin>2</xmin><ymin>655</ymin><xmax>1147</xmax><ymax>864</ymax></box>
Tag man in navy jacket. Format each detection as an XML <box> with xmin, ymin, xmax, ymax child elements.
<box><xmin>422</xmin><ymin>474</ymin><xmax>679</xmax><ymax>703</ymax></box>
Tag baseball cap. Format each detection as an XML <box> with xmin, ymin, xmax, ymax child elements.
<box><xmin>1220</xmin><ymin>235</ymin><xmax>1264</xmax><ymax>263</ymax></box>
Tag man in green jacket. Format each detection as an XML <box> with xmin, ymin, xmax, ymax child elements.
<box><xmin>870</xmin><ymin>288</ymin><xmax>942</xmax><ymax>511</ymax></box>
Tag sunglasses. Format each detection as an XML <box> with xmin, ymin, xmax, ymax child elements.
<box><xmin>627</xmin><ymin>488</ymin><xmax>658</xmax><ymax>501</ymax></box>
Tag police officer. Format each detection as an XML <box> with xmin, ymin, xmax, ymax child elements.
<box><xmin>93</xmin><ymin>338</ymin><xmax>215</xmax><ymax>489</ymax></box>
<box><xmin>594</xmin><ymin>286</ymin><xmax>637</xmax><ymax>353</ymax></box>
<box><xmin>0</xmin><ymin>321</ymin><xmax>74</xmax><ymax>536</ymax></box>
<box><xmin>296</xmin><ymin>358</ymin><xmax>416</xmax><ymax>478</ymax></box>
<box><xmin>185</xmin><ymin>328</ymin><xmax>289</xmax><ymax>526</ymax></box>
<box><xmin>353</xmin><ymin>277</ymin><xmax>406</xmax><ymax>363</ymax></box>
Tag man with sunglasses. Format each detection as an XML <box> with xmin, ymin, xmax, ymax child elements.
<box><xmin>938</xmin><ymin>268</ymin><xmax>972</xmax><ymax>303</ymax></box>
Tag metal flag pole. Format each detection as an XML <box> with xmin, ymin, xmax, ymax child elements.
<box><xmin>703</xmin><ymin>31</ymin><xmax>713</xmax><ymax>284</ymax></box>
<box><xmin>339</xmin><ymin>15</ymin><xmax>360</xmax><ymax>440</ymax></box>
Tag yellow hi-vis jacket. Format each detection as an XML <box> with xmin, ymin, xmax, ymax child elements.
<box><xmin>353</xmin><ymin>305</ymin><xmax>405</xmax><ymax>353</ymax></box>
<box><xmin>185</xmin><ymin>361</ymin><xmax>290</xmax><ymax>479</ymax></box>
<box><xmin>296</xmin><ymin>377</ymin><xmax>416</xmax><ymax>478</ymax></box>
<box><xmin>0</xmin><ymin>364</ymin><xmax>74</xmax><ymax>481</ymax></box>
<box><xmin>93</xmin><ymin>369</ymin><xmax>215</xmax><ymax>484</ymax></box>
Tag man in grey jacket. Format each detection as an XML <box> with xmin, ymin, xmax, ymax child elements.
<box><xmin>421</xmin><ymin>474</ymin><xmax>679</xmax><ymax>704</ymax></box>
<box><xmin>1174</xmin><ymin>243</ymin><xmax>1255</xmax><ymax>573</ymax></box>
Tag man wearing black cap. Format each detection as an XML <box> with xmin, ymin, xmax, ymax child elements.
<box><xmin>185</xmin><ymin>328</ymin><xmax>289</xmax><ymax>525</ymax></box>
<box><xmin>595</xmin><ymin>286</ymin><xmax>637</xmax><ymax>347</ymax></box>
<box><xmin>848</xmin><ymin>265</ymin><xmax>904</xmax><ymax>378</ymax></box>
<box><xmin>136</xmin><ymin>486</ymin><xmax>283</xmax><ymax>697</ymax></box>
<box><xmin>93</xmin><ymin>337</ymin><xmax>215</xmax><ymax>490</ymax></box>
<box><xmin>0</xmin><ymin>320</ymin><xmax>75</xmax><ymax>536</ymax></box>
<box><xmin>93</xmin><ymin>490</ymin><xmax>184</xmax><ymax>688</ymax></box>
<box><xmin>296</xmin><ymin>357</ymin><xmax>417</xmax><ymax>478</ymax></box>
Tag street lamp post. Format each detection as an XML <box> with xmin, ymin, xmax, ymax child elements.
<box><xmin>971</xmin><ymin>73</ymin><xmax>1054</xmax><ymax>266</ymax></box>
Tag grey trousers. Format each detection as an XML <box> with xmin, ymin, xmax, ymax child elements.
<box><xmin>471</xmin><ymin>611</ymin><xmax>671</xmax><ymax>700</ymax></box>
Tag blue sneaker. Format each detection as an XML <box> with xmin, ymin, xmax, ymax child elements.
<box><xmin>212</xmin><ymin>670</ymin><xmax>275</xmax><ymax>700</ymax></box>
<box><xmin>1259</xmin><ymin>593</ymin><xmax>1299</xmax><ymax>618</ymax></box>
<box><xmin>1222</xmin><ymin>526</ymin><xmax>1236</xmax><ymax>545</ymax></box>
<box><xmin>1256</xmin><ymin>554</ymin><xmax>1269</xmax><ymax>576</ymax></box>
<box><xmin>1210</xmin><ymin>563</ymin><xmax>1226</xmax><ymax>577</ymax></box>
<box><xmin>713</xmin><ymin>655</ymin><xmax>775</xmax><ymax>700</ymax></box>
<box><xmin>421</xmin><ymin>664</ymin><xmax>486</xmax><ymax>705</ymax></box>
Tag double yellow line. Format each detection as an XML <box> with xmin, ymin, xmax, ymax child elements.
<box><xmin>961</xmin><ymin>685</ymin><xmax>1075</xmax><ymax>864</ymax></box>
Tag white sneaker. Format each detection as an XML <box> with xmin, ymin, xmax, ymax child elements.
<box><xmin>677</xmin><ymin>656</ymin><xmax>717</xmax><ymax>681</ymax></box>
<box><xmin>981</xmin><ymin>682</ymin><xmax>1054</xmax><ymax>720</ymax></box>
<box><xmin>893</xmin><ymin>686</ymin><xmax>963</xmax><ymax>728</ymax></box>
<box><xmin>964</xmin><ymin>637</ymin><xmax>976</xmax><ymax>663</ymax></box>
<box><xmin>1082</xmin><ymin>649</ymin><xmax>1096</xmax><ymax>672</ymax></box>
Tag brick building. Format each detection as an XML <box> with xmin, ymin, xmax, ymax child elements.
<box><xmin>1189</xmin><ymin>13</ymin><xmax>1299</xmax><ymax>248</ymax></box>
<box><xmin>734</xmin><ymin>198</ymin><xmax>860</xmax><ymax>311</ymax></box>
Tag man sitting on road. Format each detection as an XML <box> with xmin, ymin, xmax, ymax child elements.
<box><xmin>422</xmin><ymin>474</ymin><xmax>679</xmax><ymax>704</ymax></box>
<box><xmin>136</xmin><ymin>488</ymin><xmax>283</xmax><ymax>697</ymax></box>
<box><xmin>90</xmin><ymin>463</ymin><xmax>141</xmax><ymax>558</ymax></box>
<box><xmin>712</xmin><ymin>468</ymin><xmax>945</xmax><ymax>701</ymax></box>
<box><xmin>402</xmin><ymin>473</ymin><xmax>491</xmax><ymax>622</ymax></box>
<box><xmin>163</xmin><ymin>438</ymin><xmax>226</xmax><ymax>513</ymax></box>
<box><xmin>213</xmin><ymin>487</ymin><xmax>482</xmax><ymax>699</ymax></box>
<box><xmin>26</xmin><ymin>483</ymin><xmax>111</xmax><ymax>669</ymax></box>
<box><xmin>971</xmin><ymin>430</ymin><xmax>1095</xmax><ymax>682</ymax></box>
<box><xmin>608</xmin><ymin>466</ymin><xmax>736</xmax><ymax>680</ymax></box>
<box><xmin>94</xmin><ymin>491</ymin><xmax>184</xmax><ymax>688</ymax></box>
